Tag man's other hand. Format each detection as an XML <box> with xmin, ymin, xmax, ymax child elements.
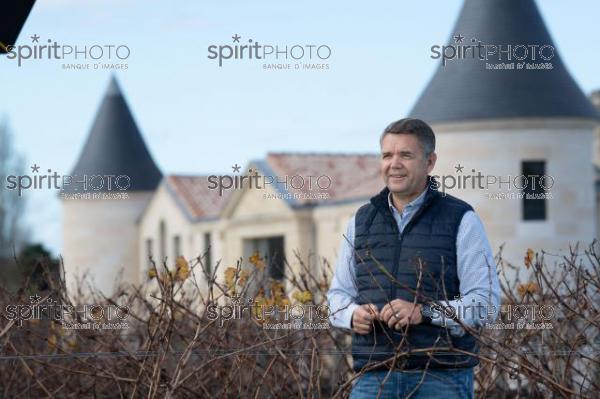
<box><xmin>380</xmin><ymin>299</ymin><xmax>423</xmax><ymax>330</ymax></box>
<box><xmin>351</xmin><ymin>304</ymin><xmax>378</xmax><ymax>335</ymax></box>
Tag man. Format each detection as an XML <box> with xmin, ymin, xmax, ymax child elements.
<box><xmin>327</xmin><ymin>118</ymin><xmax>501</xmax><ymax>398</ymax></box>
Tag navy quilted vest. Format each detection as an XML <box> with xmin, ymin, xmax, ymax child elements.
<box><xmin>351</xmin><ymin>182</ymin><xmax>479</xmax><ymax>371</ymax></box>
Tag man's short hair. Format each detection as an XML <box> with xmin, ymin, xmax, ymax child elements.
<box><xmin>379</xmin><ymin>118</ymin><xmax>436</xmax><ymax>156</ymax></box>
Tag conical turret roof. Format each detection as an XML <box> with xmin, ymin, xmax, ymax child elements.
<box><xmin>409</xmin><ymin>0</ymin><xmax>599</xmax><ymax>124</ymax></box>
<box><xmin>64</xmin><ymin>77</ymin><xmax>162</xmax><ymax>193</ymax></box>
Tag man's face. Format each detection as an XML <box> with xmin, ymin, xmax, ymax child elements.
<box><xmin>380</xmin><ymin>133</ymin><xmax>436</xmax><ymax>197</ymax></box>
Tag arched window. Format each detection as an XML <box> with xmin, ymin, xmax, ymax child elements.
<box><xmin>159</xmin><ymin>220</ymin><xmax>166</xmax><ymax>263</ymax></box>
<box><xmin>145</xmin><ymin>238</ymin><xmax>153</xmax><ymax>261</ymax></box>
<box><xmin>173</xmin><ymin>235</ymin><xmax>181</xmax><ymax>259</ymax></box>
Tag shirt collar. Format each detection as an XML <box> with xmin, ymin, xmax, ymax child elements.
<box><xmin>387</xmin><ymin>185</ymin><xmax>428</xmax><ymax>214</ymax></box>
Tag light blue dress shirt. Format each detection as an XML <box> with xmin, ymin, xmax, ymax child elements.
<box><xmin>327</xmin><ymin>187</ymin><xmax>501</xmax><ymax>337</ymax></box>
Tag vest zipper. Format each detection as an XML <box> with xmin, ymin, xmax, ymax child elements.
<box><xmin>391</xmin><ymin>226</ymin><xmax>402</xmax><ymax>300</ymax></box>
<box><xmin>388</xmin><ymin>194</ymin><xmax>435</xmax><ymax>301</ymax></box>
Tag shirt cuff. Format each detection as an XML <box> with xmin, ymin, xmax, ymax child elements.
<box><xmin>426</xmin><ymin>301</ymin><xmax>469</xmax><ymax>337</ymax></box>
<box><xmin>332</xmin><ymin>302</ymin><xmax>359</xmax><ymax>331</ymax></box>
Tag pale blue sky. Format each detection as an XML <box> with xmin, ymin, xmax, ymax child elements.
<box><xmin>1</xmin><ymin>0</ymin><xmax>599</xmax><ymax>255</ymax></box>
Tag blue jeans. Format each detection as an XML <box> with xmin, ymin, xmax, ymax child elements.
<box><xmin>349</xmin><ymin>368</ymin><xmax>474</xmax><ymax>399</ymax></box>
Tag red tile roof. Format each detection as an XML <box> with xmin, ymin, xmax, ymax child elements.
<box><xmin>165</xmin><ymin>175</ymin><xmax>232</xmax><ymax>220</ymax></box>
<box><xmin>264</xmin><ymin>153</ymin><xmax>382</xmax><ymax>205</ymax></box>
<box><xmin>164</xmin><ymin>153</ymin><xmax>383</xmax><ymax>220</ymax></box>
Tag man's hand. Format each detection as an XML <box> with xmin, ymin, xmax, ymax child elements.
<box><xmin>380</xmin><ymin>299</ymin><xmax>423</xmax><ymax>330</ymax></box>
<box><xmin>351</xmin><ymin>304</ymin><xmax>378</xmax><ymax>335</ymax></box>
